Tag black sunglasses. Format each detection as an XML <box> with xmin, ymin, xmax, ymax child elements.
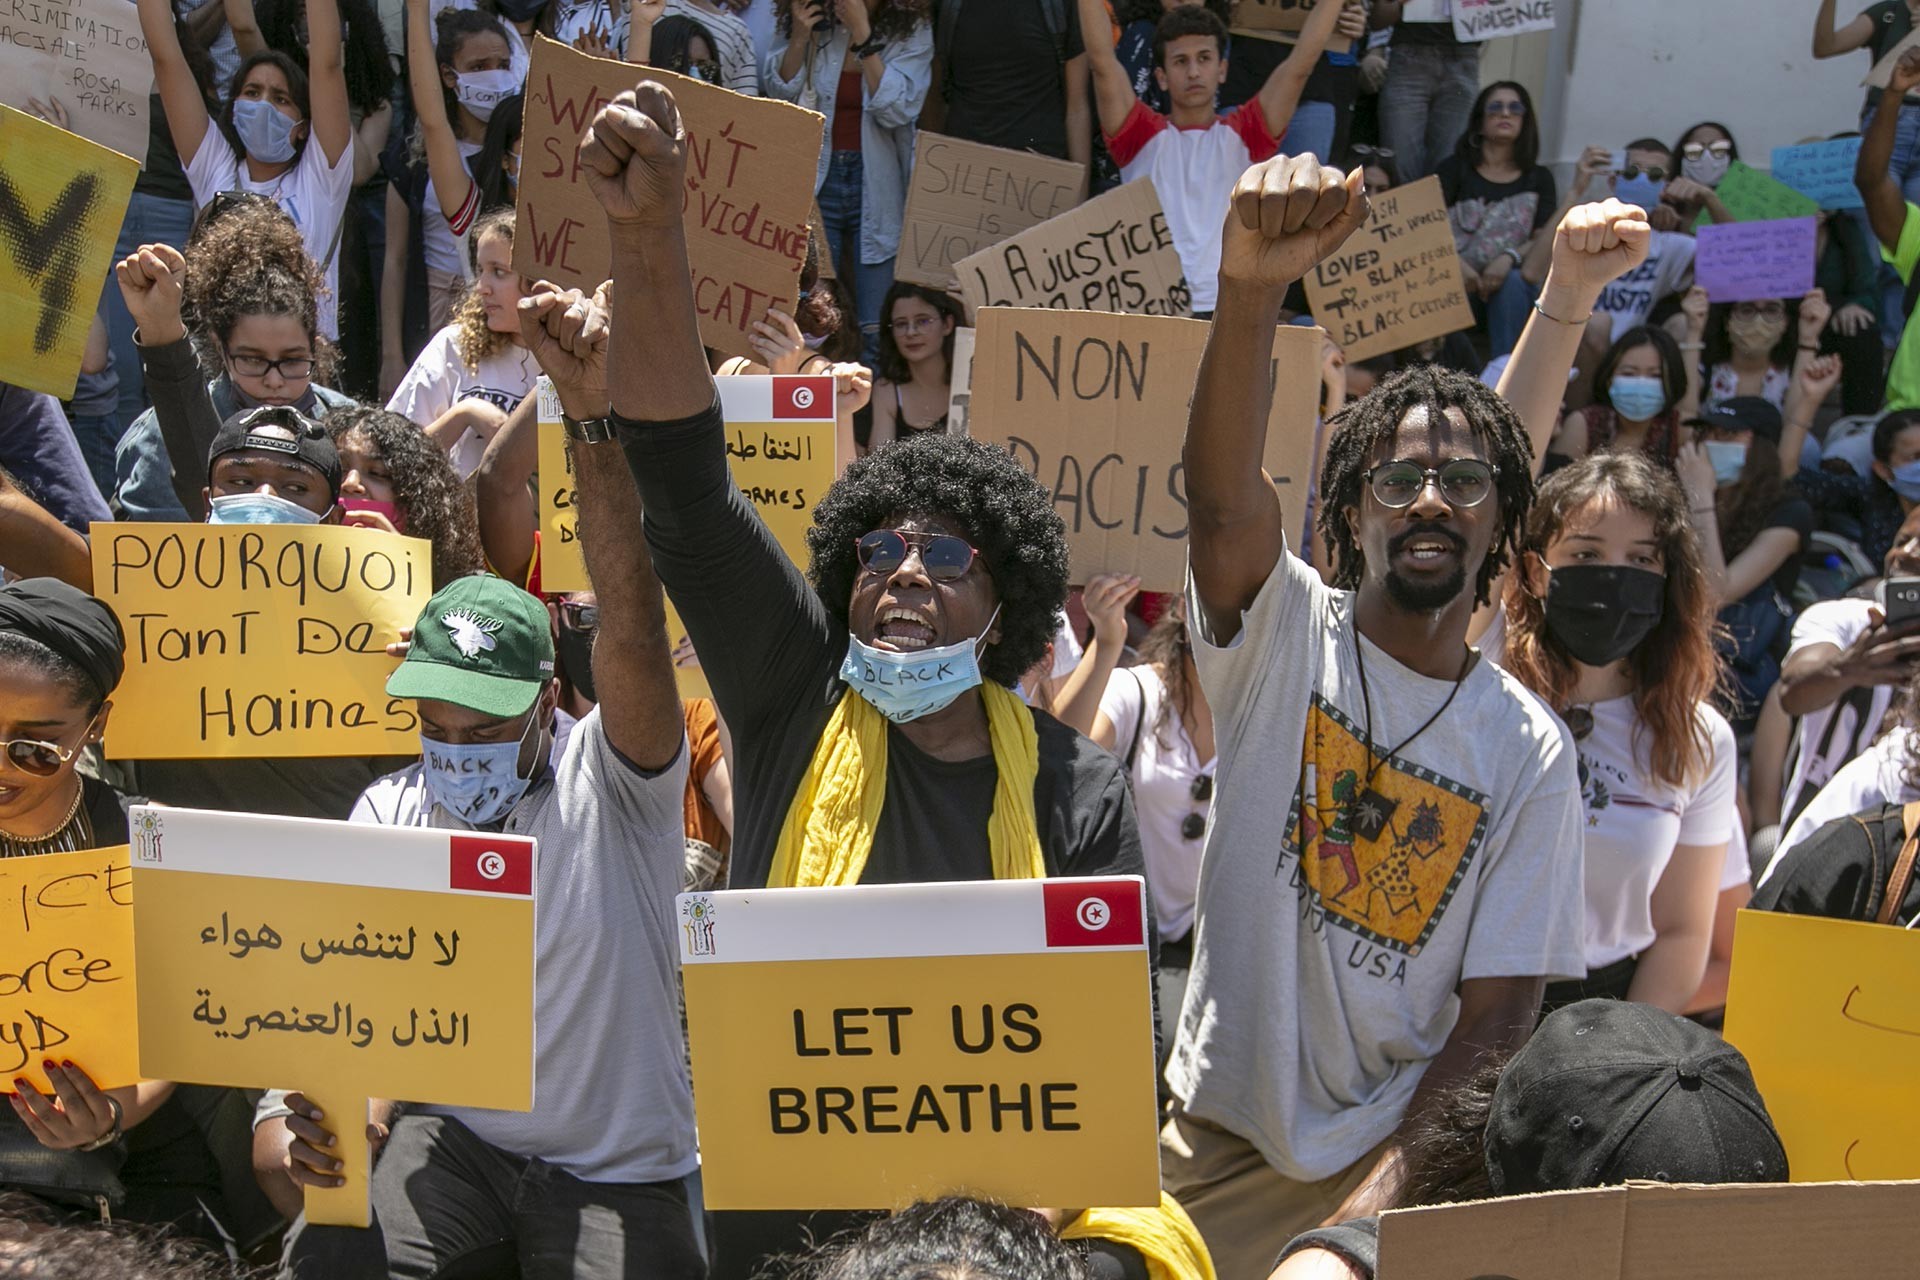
<box><xmin>1619</xmin><ymin>164</ymin><xmax>1668</xmax><ymax>182</ymax></box>
<box><xmin>559</xmin><ymin>601</ymin><xmax>599</xmax><ymax>633</ymax></box>
<box><xmin>855</xmin><ymin>529</ymin><xmax>979</xmax><ymax>581</ymax></box>
<box><xmin>3</xmin><ymin>708</ymin><xmax>103</xmax><ymax>778</ymax></box>
<box><xmin>1564</xmin><ymin>706</ymin><xmax>1595</xmax><ymax>741</ymax></box>
<box><xmin>1181</xmin><ymin>774</ymin><xmax>1213</xmax><ymax>841</ymax></box>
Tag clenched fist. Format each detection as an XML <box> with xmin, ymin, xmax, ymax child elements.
<box><xmin>115</xmin><ymin>243</ymin><xmax>188</xmax><ymax>347</ymax></box>
<box><xmin>1542</xmin><ymin>199</ymin><xmax>1652</xmax><ymax>309</ymax></box>
<box><xmin>579</xmin><ymin>81</ymin><xmax>687</xmax><ymax>231</ymax></box>
<box><xmin>1218</xmin><ymin>155</ymin><xmax>1370</xmax><ymax>293</ymax></box>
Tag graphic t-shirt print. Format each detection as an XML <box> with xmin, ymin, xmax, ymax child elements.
<box><xmin>1281</xmin><ymin>696</ymin><xmax>1490</xmax><ymax>970</ymax></box>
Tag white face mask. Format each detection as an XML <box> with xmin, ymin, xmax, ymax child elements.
<box><xmin>455</xmin><ymin>69</ymin><xmax>521</xmax><ymax>122</ymax></box>
<box><xmin>1682</xmin><ymin>152</ymin><xmax>1730</xmax><ymax>186</ymax></box>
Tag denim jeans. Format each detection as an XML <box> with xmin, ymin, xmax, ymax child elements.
<box><xmin>102</xmin><ymin>190</ymin><xmax>196</xmax><ymax>434</ymax></box>
<box><xmin>1474</xmin><ymin>267</ymin><xmax>1538</xmax><ymax>358</ymax></box>
<box><xmin>1279</xmin><ymin>99</ymin><xmax>1336</xmax><ymax>162</ymax></box>
<box><xmin>279</xmin><ymin>1114</ymin><xmax>706</xmax><ymax>1280</ymax></box>
<box><xmin>816</xmin><ymin>149</ymin><xmax>898</xmax><ymax>364</ymax></box>
<box><xmin>1377</xmin><ymin>41</ymin><xmax>1483</xmax><ymax>181</ymax></box>
<box><xmin>67</xmin><ymin>413</ymin><xmax>119</xmax><ymax>504</ymax></box>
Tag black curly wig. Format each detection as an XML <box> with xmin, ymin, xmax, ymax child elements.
<box><xmin>323</xmin><ymin>406</ymin><xmax>485</xmax><ymax>590</ymax></box>
<box><xmin>805</xmin><ymin>433</ymin><xmax>1069</xmax><ymax>688</ymax></box>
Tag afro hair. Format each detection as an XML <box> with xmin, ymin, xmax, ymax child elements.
<box><xmin>806</xmin><ymin>433</ymin><xmax>1069</xmax><ymax>688</ymax></box>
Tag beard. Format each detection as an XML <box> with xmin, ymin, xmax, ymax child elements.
<box><xmin>1384</xmin><ymin>565</ymin><xmax>1468</xmax><ymax>613</ymax></box>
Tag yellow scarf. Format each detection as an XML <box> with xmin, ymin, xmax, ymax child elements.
<box><xmin>1061</xmin><ymin>1195</ymin><xmax>1217</xmax><ymax>1280</ymax></box>
<box><xmin>769</xmin><ymin>683</ymin><xmax>1046</xmax><ymax>886</ymax></box>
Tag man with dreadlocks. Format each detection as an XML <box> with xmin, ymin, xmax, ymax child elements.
<box><xmin>1159</xmin><ymin>150</ymin><xmax>1655</xmax><ymax>1276</ymax></box>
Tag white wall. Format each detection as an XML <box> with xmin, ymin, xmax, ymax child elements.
<box><xmin>1481</xmin><ymin>0</ymin><xmax>1873</xmax><ymax>172</ymax></box>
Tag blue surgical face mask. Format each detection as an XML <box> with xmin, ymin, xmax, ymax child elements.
<box><xmin>1608</xmin><ymin>375</ymin><xmax>1667</xmax><ymax>422</ymax></box>
<box><xmin>421</xmin><ymin>706</ymin><xmax>542</xmax><ymax>825</ymax></box>
<box><xmin>840</xmin><ymin>606</ymin><xmax>1000</xmax><ymax>724</ymax></box>
<box><xmin>1889</xmin><ymin>459</ymin><xmax>1920</xmax><ymax>503</ymax></box>
<box><xmin>1614</xmin><ymin>172</ymin><xmax>1666</xmax><ymax>213</ymax></box>
<box><xmin>208</xmin><ymin>491</ymin><xmax>325</xmax><ymax>525</ymax></box>
<box><xmin>1705</xmin><ymin>440</ymin><xmax>1749</xmax><ymax>487</ymax></box>
<box><xmin>231</xmin><ymin>97</ymin><xmax>300</xmax><ymax>164</ymax></box>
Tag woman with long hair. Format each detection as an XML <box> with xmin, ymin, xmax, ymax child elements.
<box><xmin>1556</xmin><ymin>324</ymin><xmax>1699</xmax><ymax>465</ymax></box>
<box><xmin>867</xmin><ymin>282</ymin><xmax>965</xmax><ymax>448</ymax></box>
<box><xmin>1702</xmin><ymin>289</ymin><xmax>1828</xmax><ymax>410</ymax></box>
<box><xmin>1490</xmin><ymin>452</ymin><xmax>1734</xmax><ymax>1013</ymax></box>
<box><xmin>1662</xmin><ymin>120</ymin><xmax>1739</xmax><ymax>226</ymax></box>
<box><xmin>1435</xmin><ymin>81</ymin><xmax>1557</xmax><ymax>356</ymax></box>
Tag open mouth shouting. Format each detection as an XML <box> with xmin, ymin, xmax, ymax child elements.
<box><xmin>873</xmin><ymin>604</ymin><xmax>939</xmax><ymax>652</ymax></box>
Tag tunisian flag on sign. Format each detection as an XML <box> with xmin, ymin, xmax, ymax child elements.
<box><xmin>449</xmin><ymin>834</ymin><xmax>534</xmax><ymax>895</ymax></box>
<box><xmin>772</xmin><ymin>376</ymin><xmax>834</xmax><ymax>419</ymax></box>
<box><xmin>1042</xmin><ymin>879</ymin><xmax>1146</xmax><ymax>948</ymax></box>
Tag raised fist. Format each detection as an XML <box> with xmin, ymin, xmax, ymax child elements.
<box><xmin>115</xmin><ymin>244</ymin><xmax>188</xmax><ymax>347</ymax></box>
<box><xmin>1218</xmin><ymin>155</ymin><xmax>1369</xmax><ymax>293</ymax></box>
<box><xmin>520</xmin><ymin>280</ymin><xmax>612</xmax><ymax>417</ymax></box>
<box><xmin>579</xmin><ymin>81</ymin><xmax>686</xmax><ymax>230</ymax></box>
<box><xmin>1544</xmin><ymin>199</ymin><xmax>1652</xmax><ymax>306</ymax></box>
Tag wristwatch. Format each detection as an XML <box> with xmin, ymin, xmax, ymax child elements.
<box><xmin>561</xmin><ymin>412</ymin><xmax>613</xmax><ymax>444</ymax></box>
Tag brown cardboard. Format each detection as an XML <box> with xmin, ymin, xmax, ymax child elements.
<box><xmin>947</xmin><ymin>326</ymin><xmax>975</xmax><ymax>436</ymax></box>
<box><xmin>896</xmin><ymin>133</ymin><xmax>1086</xmax><ymax>290</ymax></box>
<box><xmin>1376</xmin><ymin>1180</ymin><xmax>1920</xmax><ymax>1278</ymax></box>
<box><xmin>1302</xmin><ymin>174</ymin><xmax>1472</xmax><ymax>361</ymax></box>
<box><xmin>968</xmin><ymin>307</ymin><xmax>1320</xmax><ymax>590</ymax></box>
<box><xmin>955</xmin><ymin>178</ymin><xmax>1191</xmax><ymax>319</ymax></box>
<box><xmin>809</xmin><ymin>202</ymin><xmax>834</xmax><ymax>280</ymax></box>
<box><xmin>1229</xmin><ymin>0</ymin><xmax>1314</xmax><ymax>39</ymax></box>
<box><xmin>514</xmin><ymin>36</ymin><xmax>824</xmax><ymax>360</ymax></box>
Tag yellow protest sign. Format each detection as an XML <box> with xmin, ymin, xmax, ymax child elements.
<box><xmin>1724</xmin><ymin>909</ymin><xmax>1920</xmax><ymax>1182</ymax></box>
<box><xmin>90</xmin><ymin>523</ymin><xmax>433</xmax><ymax>760</ymax></box>
<box><xmin>0</xmin><ymin>847</ymin><xmax>137</xmax><ymax>1092</ymax></box>
<box><xmin>680</xmin><ymin>878</ymin><xmax>1160</xmax><ymax>1210</ymax></box>
<box><xmin>535</xmin><ymin>378</ymin><xmax>588</xmax><ymax>594</ymax></box>
<box><xmin>130</xmin><ymin>805</ymin><xmax>536</xmax><ymax>1226</ymax></box>
<box><xmin>0</xmin><ymin>103</ymin><xmax>136</xmax><ymax>399</ymax></box>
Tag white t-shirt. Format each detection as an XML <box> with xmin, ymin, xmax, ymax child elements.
<box><xmin>1781</xmin><ymin>599</ymin><xmax>1896</xmax><ymax>828</ymax></box>
<box><xmin>1596</xmin><ymin>230</ymin><xmax>1695</xmax><ymax>341</ymax></box>
<box><xmin>423</xmin><ymin>140</ymin><xmax>486</xmax><ymax>278</ymax></box>
<box><xmin>1169</xmin><ymin>550</ymin><xmax>1586</xmax><ymax>1181</ymax></box>
<box><xmin>1767</xmin><ymin>725</ymin><xmax>1920</xmax><ymax>883</ymax></box>
<box><xmin>387</xmin><ymin>324</ymin><xmax>540</xmax><ymax>478</ymax></box>
<box><xmin>351</xmin><ymin>709</ymin><xmax>697</xmax><ymax>1182</ymax></box>
<box><xmin>1099</xmin><ymin>664</ymin><xmax>1213</xmax><ymax>942</ymax></box>
<box><xmin>184</xmin><ymin>133</ymin><xmax>356</xmax><ymax>339</ymax></box>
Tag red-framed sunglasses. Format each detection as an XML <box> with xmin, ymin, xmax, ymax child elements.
<box><xmin>854</xmin><ymin>529</ymin><xmax>979</xmax><ymax>581</ymax></box>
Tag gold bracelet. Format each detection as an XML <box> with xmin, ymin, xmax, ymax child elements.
<box><xmin>1532</xmin><ymin>298</ymin><xmax>1593</xmax><ymax>326</ymax></box>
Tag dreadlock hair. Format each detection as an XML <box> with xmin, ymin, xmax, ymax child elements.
<box><xmin>1316</xmin><ymin>364</ymin><xmax>1536</xmax><ymax>608</ymax></box>
<box><xmin>805</xmin><ymin>433</ymin><xmax>1069</xmax><ymax>688</ymax></box>
<box><xmin>1501</xmin><ymin>452</ymin><xmax>1723</xmax><ymax>790</ymax></box>
<box><xmin>324</xmin><ymin>407</ymin><xmax>485</xmax><ymax>589</ymax></box>
<box><xmin>452</xmin><ymin>208</ymin><xmax>521</xmax><ymax>370</ymax></box>
<box><xmin>181</xmin><ymin>196</ymin><xmax>338</xmax><ymax>385</ymax></box>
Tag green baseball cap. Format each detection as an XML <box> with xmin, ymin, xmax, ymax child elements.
<box><xmin>387</xmin><ymin>576</ymin><xmax>556</xmax><ymax>717</ymax></box>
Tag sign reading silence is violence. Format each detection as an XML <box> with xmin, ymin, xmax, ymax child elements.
<box><xmin>515</xmin><ymin>36</ymin><xmax>823</xmax><ymax>362</ymax></box>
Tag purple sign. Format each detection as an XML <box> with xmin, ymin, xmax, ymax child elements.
<box><xmin>1695</xmin><ymin>217</ymin><xmax>1817</xmax><ymax>304</ymax></box>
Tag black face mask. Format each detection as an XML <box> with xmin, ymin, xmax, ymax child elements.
<box><xmin>556</xmin><ymin>622</ymin><xmax>597</xmax><ymax>705</ymax></box>
<box><xmin>1542</xmin><ymin>563</ymin><xmax>1666</xmax><ymax>668</ymax></box>
<box><xmin>494</xmin><ymin>0</ymin><xmax>545</xmax><ymax>20</ymax></box>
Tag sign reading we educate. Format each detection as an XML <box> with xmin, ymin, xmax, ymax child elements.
<box><xmin>679</xmin><ymin>878</ymin><xmax>1160</xmax><ymax>1209</ymax></box>
<box><xmin>1302</xmin><ymin>174</ymin><xmax>1471</xmax><ymax>362</ymax></box>
<box><xmin>897</xmin><ymin>133</ymin><xmax>1086</xmax><ymax>290</ymax></box>
<box><xmin>131</xmin><ymin>805</ymin><xmax>537</xmax><ymax>1226</ymax></box>
<box><xmin>0</xmin><ymin>103</ymin><xmax>135</xmax><ymax>400</ymax></box>
<box><xmin>514</xmin><ymin>36</ymin><xmax>823</xmax><ymax>361</ymax></box>
<box><xmin>956</xmin><ymin>178</ymin><xmax>1190</xmax><ymax>319</ymax></box>
<box><xmin>968</xmin><ymin>308</ymin><xmax>1321</xmax><ymax>590</ymax></box>
<box><xmin>0</xmin><ymin>0</ymin><xmax>151</xmax><ymax>160</ymax></box>
<box><xmin>0</xmin><ymin>847</ymin><xmax>137</xmax><ymax>1092</ymax></box>
<box><xmin>89</xmin><ymin>523</ymin><xmax>432</xmax><ymax>759</ymax></box>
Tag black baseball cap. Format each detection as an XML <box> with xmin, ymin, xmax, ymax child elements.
<box><xmin>205</xmin><ymin>406</ymin><xmax>342</xmax><ymax>501</ymax></box>
<box><xmin>1483</xmin><ymin>1000</ymin><xmax>1789</xmax><ymax>1195</ymax></box>
<box><xmin>1694</xmin><ymin>396</ymin><xmax>1783</xmax><ymax>445</ymax></box>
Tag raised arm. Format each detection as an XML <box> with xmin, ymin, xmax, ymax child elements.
<box><xmin>1073</xmin><ymin>0</ymin><xmax>1132</xmax><ymax>137</ymax></box>
<box><xmin>1256</xmin><ymin>0</ymin><xmax>1344</xmax><ymax>139</ymax></box>
<box><xmin>1186</xmin><ymin>155</ymin><xmax>1367</xmax><ymax>642</ymax></box>
<box><xmin>1858</xmin><ymin>52</ymin><xmax>1920</xmax><ymax>250</ymax></box>
<box><xmin>405</xmin><ymin>0</ymin><xmax>479</xmax><ymax>223</ymax></box>
<box><xmin>138</xmin><ymin>0</ymin><xmax>213</xmax><ymax>165</ymax></box>
<box><xmin>223</xmin><ymin>0</ymin><xmax>265</xmax><ymax>57</ymax></box>
<box><xmin>0</xmin><ymin>468</ymin><xmax>91</xmax><ymax>588</ymax></box>
<box><xmin>306</xmin><ymin>0</ymin><xmax>353</xmax><ymax>163</ymax></box>
<box><xmin>1812</xmin><ymin>0</ymin><xmax>1877</xmax><ymax>58</ymax></box>
<box><xmin>116</xmin><ymin>244</ymin><xmax>223</xmax><ymax>520</ymax></box>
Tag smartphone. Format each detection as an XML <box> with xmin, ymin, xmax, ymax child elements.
<box><xmin>1884</xmin><ymin>576</ymin><xmax>1920</xmax><ymax>628</ymax></box>
<box><xmin>1608</xmin><ymin>149</ymin><xmax>1627</xmax><ymax>175</ymax></box>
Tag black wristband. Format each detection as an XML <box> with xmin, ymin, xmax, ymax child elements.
<box><xmin>852</xmin><ymin>35</ymin><xmax>883</xmax><ymax>57</ymax></box>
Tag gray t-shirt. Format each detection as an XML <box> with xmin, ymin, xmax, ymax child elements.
<box><xmin>1168</xmin><ymin>550</ymin><xmax>1585</xmax><ymax>1181</ymax></box>
<box><xmin>350</xmin><ymin>708</ymin><xmax>699</xmax><ymax>1184</ymax></box>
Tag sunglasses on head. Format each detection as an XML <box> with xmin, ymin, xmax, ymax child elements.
<box><xmin>3</xmin><ymin>707</ymin><xmax>103</xmax><ymax>778</ymax></box>
<box><xmin>1364</xmin><ymin>459</ymin><xmax>1498</xmax><ymax>510</ymax></box>
<box><xmin>1619</xmin><ymin>164</ymin><xmax>1668</xmax><ymax>182</ymax></box>
<box><xmin>855</xmin><ymin>529</ymin><xmax>980</xmax><ymax>581</ymax></box>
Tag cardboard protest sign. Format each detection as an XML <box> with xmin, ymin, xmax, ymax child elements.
<box><xmin>1450</xmin><ymin>0</ymin><xmax>1554</xmax><ymax>42</ymax></box>
<box><xmin>1724</xmin><ymin>910</ymin><xmax>1920</xmax><ymax>1182</ymax></box>
<box><xmin>0</xmin><ymin>104</ymin><xmax>135</xmax><ymax>399</ymax></box>
<box><xmin>1376</xmin><ymin>1180</ymin><xmax>1920</xmax><ymax>1278</ymax></box>
<box><xmin>897</xmin><ymin>133</ymin><xmax>1086</xmax><ymax>290</ymax></box>
<box><xmin>809</xmin><ymin>203</ymin><xmax>833</xmax><ymax>280</ymax></box>
<box><xmin>1228</xmin><ymin>0</ymin><xmax>1313</xmax><ymax>39</ymax></box>
<box><xmin>947</xmin><ymin>326</ymin><xmax>975</xmax><ymax>436</ymax></box>
<box><xmin>1771</xmin><ymin>139</ymin><xmax>1865</xmax><ymax>210</ymax></box>
<box><xmin>1867</xmin><ymin>27</ymin><xmax>1920</xmax><ymax>89</ymax></box>
<box><xmin>89</xmin><ymin>523</ymin><xmax>432</xmax><ymax>759</ymax></box>
<box><xmin>131</xmin><ymin>805</ymin><xmax>536</xmax><ymax>1226</ymax></box>
<box><xmin>956</xmin><ymin>178</ymin><xmax>1190</xmax><ymax>319</ymax></box>
<box><xmin>1302</xmin><ymin>175</ymin><xmax>1471</xmax><ymax>362</ymax></box>
<box><xmin>514</xmin><ymin>36</ymin><xmax>824</xmax><ymax>361</ymax></box>
<box><xmin>0</xmin><ymin>847</ymin><xmax>136</xmax><ymax>1092</ymax></box>
<box><xmin>968</xmin><ymin>307</ymin><xmax>1321</xmax><ymax>589</ymax></box>
<box><xmin>680</xmin><ymin>877</ymin><xmax>1159</xmax><ymax>1210</ymax></box>
<box><xmin>0</xmin><ymin>0</ymin><xmax>151</xmax><ymax>160</ymax></box>
<box><xmin>1710</xmin><ymin>161</ymin><xmax>1820</xmax><ymax>223</ymax></box>
<box><xmin>1694</xmin><ymin>217</ymin><xmax>1816</xmax><ymax>304</ymax></box>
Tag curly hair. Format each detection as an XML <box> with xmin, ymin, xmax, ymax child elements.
<box><xmin>796</xmin><ymin>232</ymin><xmax>844</xmax><ymax>341</ymax></box>
<box><xmin>796</xmin><ymin>1197</ymin><xmax>1089</xmax><ymax>1280</ymax></box>
<box><xmin>182</xmin><ymin>196</ymin><xmax>338</xmax><ymax>384</ymax></box>
<box><xmin>1500</xmin><ymin>452</ymin><xmax>1724</xmax><ymax>790</ymax></box>
<box><xmin>452</xmin><ymin>208</ymin><xmax>521</xmax><ymax>370</ymax></box>
<box><xmin>875</xmin><ymin>282</ymin><xmax>964</xmax><ymax>384</ymax></box>
<box><xmin>253</xmin><ymin>0</ymin><xmax>393</xmax><ymax>116</ymax></box>
<box><xmin>774</xmin><ymin>0</ymin><xmax>928</xmax><ymax>45</ymax></box>
<box><xmin>1316</xmin><ymin>364</ymin><xmax>1536</xmax><ymax>608</ymax></box>
<box><xmin>324</xmin><ymin>406</ymin><xmax>485</xmax><ymax>589</ymax></box>
<box><xmin>805</xmin><ymin>433</ymin><xmax>1069</xmax><ymax>687</ymax></box>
